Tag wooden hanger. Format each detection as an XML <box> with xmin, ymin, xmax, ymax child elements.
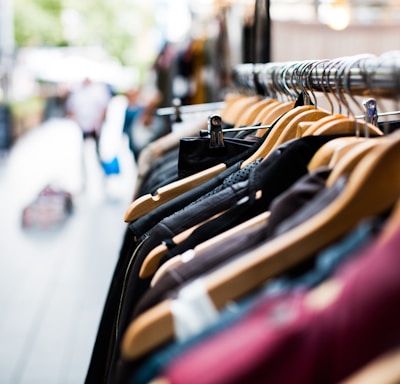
<box><xmin>125</xmin><ymin>112</ymin><xmax>381</xmax><ymax>224</ymax></box>
<box><xmin>222</xmin><ymin>95</ymin><xmax>261</xmax><ymax>126</ymax></box>
<box><xmin>325</xmin><ymin>138</ymin><xmax>385</xmax><ymax>187</ymax></box>
<box><xmin>150</xmin><ymin>256</ymin><xmax>184</xmax><ymax>287</ymax></box>
<box><xmin>297</xmin><ymin>114</ymin><xmax>351</xmax><ymax>136</ymax></box>
<box><xmin>234</xmin><ymin>98</ymin><xmax>275</xmax><ymax>127</ymax></box>
<box><xmin>297</xmin><ymin>121</ymin><xmax>313</xmax><ymax>133</ymax></box>
<box><xmin>251</xmin><ymin>99</ymin><xmax>282</xmax><ymax>124</ymax></box>
<box><xmin>327</xmin><ymin>139</ymin><xmax>375</xmax><ymax>168</ymax></box>
<box><xmin>139</xmin><ymin>227</ymin><xmax>201</xmax><ymax>279</ymax></box>
<box><xmin>214</xmin><ymin>93</ymin><xmax>260</xmax><ymax>125</ymax></box>
<box><xmin>340</xmin><ymin>347</ymin><xmax>400</xmax><ymax>384</ymax></box>
<box><xmin>271</xmin><ymin>108</ymin><xmax>331</xmax><ymax>149</ymax></box>
<box><xmin>139</xmin><ymin>211</ymin><xmax>226</xmax><ymax>278</ymax></box>
<box><xmin>376</xmin><ymin>198</ymin><xmax>400</xmax><ymax>246</ymax></box>
<box><xmin>124</xmin><ymin>99</ymin><xmax>307</xmax><ymax>223</ymax></box>
<box><xmin>305</xmin><ymin>118</ymin><xmax>383</xmax><ymax>173</ymax></box>
<box><xmin>255</xmin><ymin>100</ymin><xmax>296</xmax><ymax>137</ymax></box>
<box><xmin>301</xmin><ymin>114</ymin><xmax>347</xmax><ymax>136</ymax></box>
<box><xmin>219</xmin><ymin>94</ymin><xmax>251</xmax><ymax>124</ymax></box>
<box><xmin>124</xmin><ymin>116</ymin><xmax>382</xmax><ymax>224</ymax></box>
<box><xmin>124</xmin><ymin>96</ymin><xmax>273</xmax><ymax>223</ymax></box>
<box><xmin>150</xmin><ymin>211</ymin><xmax>271</xmax><ymax>287</ymax></box>
<box><xmin>241</xmin><ymin>105</ymin><xmax>315</xmax><ymax>168</ymax></box>
<box><xmin>124</xmin><ymin>163</ymin><xmax>226</xmax><ymax>222</ymax></box>
<box><xmin>121</xmin><ymin>131</ymin><xmax>400</xmax><ymax>360</ymax></box>
<box><xmin>149</xmin><ymin>379</ymin><xmax>169</xmax><ymax>384</ymax></box>
<box><xmin>218</xmin><ymin>93</ymin><xmax>244</xmax><ymax>121</ymax></box>
<box><xmin>193</xmin><ymin>210</ymin><xmax>269</xmax><ymax>256</ymax></box>
<box><xmin>312</xmin><ymin>118</ymin><xmax>383</xmax><ymax>136</ymax></box>
<box><xmin>308</xmin><ymin>137</ymin><xmax>363</xmax><ymax>171</ymax></box>
<box><xmin>252</xmin><ymin>107</ymin><xmax>358</xmax><ymax>165</ymax></box>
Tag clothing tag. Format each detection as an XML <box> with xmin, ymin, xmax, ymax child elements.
<box><xmin>181</xmin><ymin>249</ymin><xmax>195</xmax><ymax>263</ymax></box>
<box><xmin>171</xmin><ymin>279</ymin><xmax>219</xmax><ymax>342</ymax></box>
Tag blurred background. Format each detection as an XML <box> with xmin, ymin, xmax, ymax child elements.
<box><xmin>0</xmin><ymin>0</ymin><xmax>399</xmax><ymax>383</ymax></box>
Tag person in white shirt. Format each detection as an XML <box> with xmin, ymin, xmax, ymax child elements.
<box><xmin>66</xmin><ymin>77</ymin><xmax>112</xmax><ymax>154</ymax></box>
<box><xmin>66</xmin><ymin>77</ymin><xmax>112</xmax><ymax>191</ymax></box>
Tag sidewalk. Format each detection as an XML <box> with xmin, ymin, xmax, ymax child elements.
<box><xmin>0</xmin><ymin>118</ymin><xmax>136</xmax><ymax>383</ymax></box>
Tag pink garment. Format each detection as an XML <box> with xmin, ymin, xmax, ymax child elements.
<box><xmin>163</xmin><ymin>222</ymin><xmax>400</xmax><ymax>384</ymax></box>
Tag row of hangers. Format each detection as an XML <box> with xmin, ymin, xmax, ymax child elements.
<box><xmin>120</xmin><ymin>51</ymin><xmax>400</xmax><ymax>363</ymax></box>
<box><xmin>124</xmin><ymin>52</ymin><xmax>398</xmax><ymax>223</ymax></box>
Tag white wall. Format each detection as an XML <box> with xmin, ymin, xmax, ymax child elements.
<box><xmin>272</xmin><ymin>21</ymin><xmax>400</xmax><ymax>61</ymax></box>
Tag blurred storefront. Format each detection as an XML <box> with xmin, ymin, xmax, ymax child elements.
<box><xmin>3</xmin><ymin>0</ymin><xmax>400</xmax><ymax>145</ymax></box>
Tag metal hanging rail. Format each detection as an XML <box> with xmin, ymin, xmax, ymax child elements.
<box><xmin>156</xmin><ymin>101</ymin><xmax>226</xmax><ymax>117</ymax></box>
<box><xmin>233</xmin><ymin>52</ymin><xmax>400</xmax><ymax>99</ymax></box>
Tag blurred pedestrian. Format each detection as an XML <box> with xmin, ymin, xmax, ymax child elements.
<box><xmin>66</xmin><ymin>77</ymin><xmax>111</xmax><ymax>156</ymax></box>
<box><xmin>122</xmin><ymin>87</ymin><xmax>144</xmax><ymax>158</ymax></box>
<box><xmin>122</xmin><ymin>86</ymin><xmax>162</xmax><ymax>160</ymax></box>
<box><xmin>66</xmin><ymin>77</ymin><xmax>112</xmax><ymax>191</ymax></box>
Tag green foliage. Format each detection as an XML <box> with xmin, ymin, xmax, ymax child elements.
<box><xmin>14</xmin><ymin>0</ymin><xmax>157</xmax><ymax>65</ymax></box>
<box><xmin>14</xmin><ymin>0</ymin><xmax>65</xmax><ymax>46</ymax></box>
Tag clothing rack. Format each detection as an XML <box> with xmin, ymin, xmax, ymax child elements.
<box><xmin>87</xmin><ymin>47</ymin><xmax>400</xmax><ymax>383</ymax></box>
<box><xmin>233</xmin><ymin>52</ymin><xmax>400</xmax><ymax>99</ymax></box>
<box><xmin>156</xmin><ymin>101</ymin><xmax>225</xmax><ymax>117</ymax></box>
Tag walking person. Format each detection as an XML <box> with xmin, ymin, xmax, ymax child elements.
<box><xmin>66</xmin><ymin>77</ymin><xmax>112</xmax><ymax>191</ymax></box>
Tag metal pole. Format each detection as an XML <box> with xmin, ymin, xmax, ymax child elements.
<box><xmin>234</xmin><ymin>54</ymin><xmax>400</xmax><ymax>99</ymax></box>
<box><xmin>254</xmin><ymin>0</ymin><xmax>271</xmax><ymax>63</ymax></box>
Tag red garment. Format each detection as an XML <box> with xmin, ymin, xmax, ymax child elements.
<box><xmin>163</xmin><ymin>222</ymin><xmax>400</xmax><ymax>384</ymax></box>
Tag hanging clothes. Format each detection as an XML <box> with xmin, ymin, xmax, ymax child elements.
<box><xmin>86</xmin><ymin>52</ymin><xmax>400</xmax><ymax>384</ymax></box>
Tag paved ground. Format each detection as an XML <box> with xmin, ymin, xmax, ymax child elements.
<box><xmin>0</xmin><ymin>117</ymin><xmax>136</xmax><ymax>383</ymax></box>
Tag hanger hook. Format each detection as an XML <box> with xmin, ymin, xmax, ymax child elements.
<box><xmin>338</xmin><ymin>55</ymin><xmax>369</xmax><ymax>118</ymax></box>
<box><xmin>290</xmin><ymin>61</ymin><xmax>305</xmax><ymax>100</ymax></box>
<box><xmin>294</xmin><ymin>61</ymin><xmax>308</xmax><ymax>100</ymax></box>
<box><xmin>302</xmin><ymin>60</ymin><xmax>320</xmax><ymax>107</ymax></box>
<box><xmin>344</xmin><ymin>54</ymin><xmax>376</xmax><ymax>134</ymax></box>
<box><xmin>342</xmin><ymin>54</ymin><xmax>377</xmax><ymax>136</ymax></box>
<box><xmin>275</xmin><ymin>62</ymin><xmax>287</xmax><ymax>100</ymax></box>
<box><xmin>292</xmin><ymin>61</ymin><xmax>307</xmax><ymax>100</ymax></box>
<box><xmin>237</xmin><ymin>64</ymin><xmax>255</xmax><ymax>95</ymax></box>
<box><xmin>343</xmin><ymin>54</ymin><xmax>376</xmax><ymax>115</ymax></box>
<box><xmin>292</xmin><ymin>61</ymin><xmax>306</xmax><ymax>103</ymax></box>
<box><xmin>336</xmin><ymin>56</ymin><xmax>355</xmax><ymax>117</ymax></box>
<box><xmin>334</xmin><ymin>56</ymin><xmax>357</xmax><ymax>117</ymax></box>
<box><xmin>235</xmin><ymin>65</ymin><xmax>249</xmax><ymax>95</ymax></box>
<box><xmin>315</xmin><ymin>59</ymin><xmax>335</xmax><ymax>114</ymax></box>
<box><xmin>247</xmin><ymin>63</ymin><xmax>257</xmax><ymax>95</ymax></box>
<box><xmin>280</xmin><ymin>62</ymin><xmax>297</xmax><ymax>101</ymax></box>
<box><xmin>366</xmin><ymin>51</ymin><xmax>400</xmax><ymax>134</ymax></box>
<box><xmin>272</xmin><ymin>62</ymin><xmax>286</xmax><ymax>101</ymax></box>
<box><xmin>253</xmin><ymin>64</ymin><xmax>266</xmax><ymax>97</ymax></box>
<box><xmin>326</xmin><ymin>57</ymin><xmax>346</xmax><ymax>115</ymax></box>
<box><xmin>261</xmin><ymin>63</ymin><xmax>276</xmax><ymax>99</ymax></box>
<box><xmin>333</xmin><ymin>56</ymin><xmax>359</xmax><ymax>116</ymax></box>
